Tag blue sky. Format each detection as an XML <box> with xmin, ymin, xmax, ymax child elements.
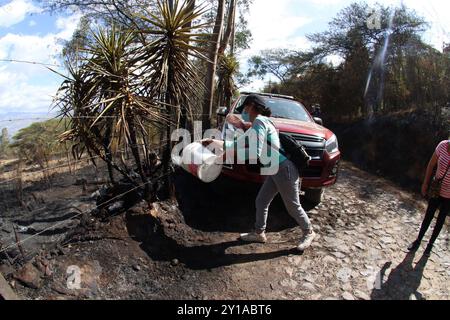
<box><xmin>0</xmin><ymin>0</ymin><xmax>449</xmax><ymax>119</ymax></box>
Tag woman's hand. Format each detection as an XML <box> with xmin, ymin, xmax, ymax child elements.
<box><xmin>226</xmin><ymin>114</ymin><xmax>245</xmax><ymax>130</ymax></box>
<box><xmin>421</xmin><ymin>183</ymin><xmax>428</xmax><ymax>197</ymax></box>
<box><xmin>201</xmin><ymin>138</ymin><xmax>214</xmax><ymax>147</ymax></box>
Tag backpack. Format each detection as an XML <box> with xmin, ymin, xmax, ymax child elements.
<box><xmin>267</xmin><ymin>132</ymin><xmax>311</xmax><ymax>170</ymax></box>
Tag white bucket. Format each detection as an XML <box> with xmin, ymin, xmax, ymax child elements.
<box><xmin>172</xmin><ymin>142</ymin><xmax>223</xmax><ymax>183</ymax></box>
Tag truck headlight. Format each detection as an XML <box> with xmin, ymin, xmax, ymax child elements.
<box><xmin>325</xmin><ymin>134</ymin><xmax>339</xmax><ymax>154</ymax></box>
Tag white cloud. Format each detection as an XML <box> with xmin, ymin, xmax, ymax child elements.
<box><xmin>244</xmin><ymin>0</ymin><xmax>313</xmax><ymax>55</ymax></box>
<box><xmin>0</xmin><ymin>12</ymin><xmax>81</xmax><ymax>114</ymax></box>
<box><xmin>0</xmin><ymin>0</ymin><xmax>41</xmax><ymax>28</ymax></box>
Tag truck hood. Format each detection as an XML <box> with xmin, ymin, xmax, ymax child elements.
<box><xmin>270</xmin><ymin>118</ymin><xmax>334</xmax><ymax>140</ymax></box>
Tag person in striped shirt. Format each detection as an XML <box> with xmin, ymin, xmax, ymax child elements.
<box><xmin>408</xmin><ymin>139</ymin><xmax>450</xmax><ymax>257</ymax></box>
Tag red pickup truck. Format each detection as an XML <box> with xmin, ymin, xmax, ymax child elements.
<box><xmin>217</xmin><ymin>92</ymin><xmax>340</xmax><ymax>204</ymax></box>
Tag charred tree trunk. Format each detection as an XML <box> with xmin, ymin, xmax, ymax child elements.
<box><xmin>201</xmin><ymin>0</ymin><xmax>225</xmax><ymax>131</ymax></box>
<box><xmin>128</xmin><ymin>117</ymin><xmax>152</xmax><ymax>202</ymax></box>
<box><xmin>218</xmin><ymin>0</ymin><xmax>236</xmax><ymax>56</ymax></box>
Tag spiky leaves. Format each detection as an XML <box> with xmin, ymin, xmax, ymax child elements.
<box><xmin>136</xmin><ymin>0</ymin><xmax>210</xmax><ymax>125</ymax></box>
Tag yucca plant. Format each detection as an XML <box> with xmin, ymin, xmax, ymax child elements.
<box><xmin>53</xmin><ymin>0</ymin><xmax>212</xmax><ymax>201</ymax></box>
<box><xmin>217</xmin><ymin>53</ymin><xmax>239</xmax><ymax>108</ymax></box>
<box><xmin>135</xmin><ymin>0</ymin><xmax>211</xmax><ymax>187</ymax></box>
<box><xmin>54</xmin><ymin>25</ymin><xmax>171</xmax><ymax>200</ymax></box>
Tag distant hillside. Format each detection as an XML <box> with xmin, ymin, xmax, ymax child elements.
<box><xmin>0</xmin><ymin>112</ymin><xmax>56</xmax><ymax>139</ymax></box>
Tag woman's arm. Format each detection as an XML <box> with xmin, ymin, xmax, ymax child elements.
<box><xmin>226</xmin><ymin>114</ymin><xmax>252</xmax><ymax>130</ymax></box>
<box><xmin>421</xmin><ymin>152</ymin><xmax>438</xmax><ymax>196</ymax></box>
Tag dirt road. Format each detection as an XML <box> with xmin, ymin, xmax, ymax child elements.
<box><xmin>2</xmin><ymin>161</ymin><xmax>449</xmax><ymax>300</ymax></box>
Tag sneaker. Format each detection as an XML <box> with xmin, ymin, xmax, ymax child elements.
<box><xmin>239</xmin><ymin>231</ymin><xmax>267</xmax><ymax>243</ymax></box>
<box><xmin>407</xmin><ymin>240</ymin><xmax>420</xmax><ymax>252</ymax></box>
<box><xmin>297</xmin><ymin>229</ymin><xmax>316</xmax><ymax>251</ymax></box>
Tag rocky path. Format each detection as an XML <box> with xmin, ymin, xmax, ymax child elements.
<box><xmin>2</xmin><ymin>161</ymin><xmax>449</xmax><ymax>300</ymax></box>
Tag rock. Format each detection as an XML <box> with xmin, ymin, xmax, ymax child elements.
<box><xmin>322</xmin><ymin>256</ymin><xmax>336</xmax><ymax>264</ymax></box>
<box><xmin>341</xmin><ymin>283</ymin><xmax>352</xmax><ymax>292</ymax></box>
<box><xmin>332</xmin><ymin>252</ymin><xmax>346</xmax><ymax>259</ymax></box>
<box><xmin>285</xmin><ymin>267</ymin><xmax>294</xmax><ymax>277</ymax></box>
<box><xmin>0</xmin><ymin>264</ymin><xmax>14</xmax><ymax>277</ymax></box>
<box><xmin>303</xmin><ymin>275</ymin><xmax>315</xmax><ymax>283</ymax></box>
<box><xmin>354</xmin><ymin>242</ymin><xmax>366</xmax><ymax>250</ymax></box>
<box><xmin>354</xmin><ymin>290</ymin><xmax>371</xmax><ymax>300</ymax></box>
<box><xmin>337</xmin><ymin>267</ymin><xmax>352</xmax><ymax>283</ymax></box>
<box><xmin>171</xmin><ymin>259</ymin><xmax>179</xmax><ymax>266</ymax></box>
<box><xmin>302</xmin><ymin>282</ymin><xmax>316</xmax><ymax>292</ymax></box>
<box><xmin>13</xmin><ymin>263</ymin><xmax>42</xmax><ymax>289</ymax></box>
<box><xmin>379</xmin><ymin>236</ymin><xmax>395</xmax><ymax>245</ymax></box>
<box><xmin>132</xmin><ymin>264</ymin><xmax>141</xmax><ymax>272</ymax></box>
<box><xmin>287</xmin><ymin>256</ymin><xmax>302</xmax><ymax>266</ymax></box>
<box><xmin>280</xmin><ymin>279</ymin><xmax>298</xmax><ymax>289</ymax></box>
<box><xmin>0</xmin><ymin>273</ymin><xmax>19</xmax><ymax>300</ymax></box>
<box><xmin>336</xmin><ymin>244</ymin><xmax>350</xmax><ymax>253</ymax></box>
<box><xmin>342</xmin><ymin>292</ymin><xmax>355</xmax><ymax>300</ymax></box>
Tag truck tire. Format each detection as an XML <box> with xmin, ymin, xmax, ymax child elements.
<box><xmin>304</xmin><ymin>188</ymin><xmax>323</xmax><ymax>205</ymax></box>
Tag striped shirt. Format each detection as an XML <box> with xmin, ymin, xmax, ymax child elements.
<box><xmin>435</xmin><ymin>140</ymin><xmax>450</xmax><ymax>199</ymax></box>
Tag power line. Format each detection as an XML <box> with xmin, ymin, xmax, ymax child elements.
<box><xmin>0</xmin><ymin>115</ymin><xmax>219</xmax><ymax>123</ymax></box>
<box><xmin>0</xmin><ymin>154</ymin><xmax>104</xmax><ymax>185</ymax></box>
<box><xmin>0</xmin><ymin>59</ymin><xmax>62</xmax><ymax>68</ymax></box>
<box><xmin>0</xmin><ymin>141</ymin><xmax>172</xmax><ymax>186</ymax></box>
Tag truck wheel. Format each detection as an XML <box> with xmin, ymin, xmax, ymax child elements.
<box><xmin>304</xmin><ymin>188</ymin><xmax>323</xmax><ymax>205</ymax></box>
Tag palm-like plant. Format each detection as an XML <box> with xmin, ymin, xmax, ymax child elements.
<box><xmin>53</xmin><ymin>0</ymin><xmax>211</xmax><ymax>200</ymax></box>
<box><xmin>135</xmin><ymin>0</ymin><xmax>210</xmax><ymax>184</ymax></box>
<box><xmin>217</xmin><ymin>53</ymin><xmax>239</xmax><ymax>108</ymax></box>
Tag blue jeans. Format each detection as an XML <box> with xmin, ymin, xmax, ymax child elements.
<box><xmin>255</xmin><ymin>159</ymin><xmax>312</xmax><ymax>232</ymax></box>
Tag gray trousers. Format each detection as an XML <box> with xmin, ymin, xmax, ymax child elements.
<box><xmin>255</xmin><ymin>159</ymin><xmax>312</xmax><ymax>232</ymax></box>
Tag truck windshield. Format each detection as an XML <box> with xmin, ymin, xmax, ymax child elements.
<box><xmin>234</xmin><ymin>96</ymin><xmax>312</xmax><ymax>122</ymax></box>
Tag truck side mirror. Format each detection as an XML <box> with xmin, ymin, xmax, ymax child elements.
<box><xmin>217</xmin><ymin>106</ymin><xmax>228</xmax><ymax>117</ymax></box>
<box><xmin>313</xmin><ymin>117</ymin><xmax>323</xmax><ymax>126</ymax></box>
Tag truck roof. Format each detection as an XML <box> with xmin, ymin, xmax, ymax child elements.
<box><xmin>239</xmin><ymin>92</ymin><xmax>295</xmax><ymax>100</ymax></box>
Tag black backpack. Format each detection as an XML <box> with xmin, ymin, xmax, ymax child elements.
<box><xmin>267</xmin><ymin>132</ymin><xmax>311</xmax><ymax>170</ymax></box>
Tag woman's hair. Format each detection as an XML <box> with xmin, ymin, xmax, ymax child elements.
<box><xmin>252</xmin><ymin>103</ymin><xmax>272</xmax><ymax>117</ymax></box>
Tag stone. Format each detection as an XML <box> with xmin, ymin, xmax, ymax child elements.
<box><xmin>354</xmin><ymin>242</ymin><xmax>366</xmax><ymax>250</ymax></box>
<box><xmin>132</xmin><ymin>264</ymin><xmax>141</xmax><ymax>271</ymax></box>
<box><xmin>0</xmin><ymin>264</ymin><xmax>14</xmax><ymax>277</ymax></box>
<box><xmin>337</xmin><ymin>267</ymin><xmax>353</xmax><ymax>283</ymax></box>
<box><xmin>171</xmin><ymin>259</ymin><xmax>179</xmax><ymax>266</ymax></box>
<box><xmin>285</xmin><ymin>267</ymin><xmax>294</xmax><ymax>277</ymax></box>
<box><xmin>287</xmin><ymin>256</ymin><xmax>302</xmax><ymax>266</ymax></box>
<box><xmin>303</xmin><ymin>275</ymin><xmax>315</xmax><ymax>283</ymax></box>
<box><xmin>280</xmin><ymin>279</ymin><xmax>298</xmax><ymax>289</ymax></box>
<box><xmin>0</xmin><ymin>273</ymin><xmax>20</xmax><ymax>300</ymax></box>
<box><xmin>13</xmin><ymin>263</ymin><xmax>42</xmax><ymax>289</ymax></box>
<box><xmin>342</xmin><ymin>292</ymin><xmax>355</xmax><ymax>300</ymax></box>
<box><xmin>322</xmin><ymin>256</ymin><xmax>336</xmax><ymax>264</ymax></box>
<box><xmin>336</xmin><ymin>244</ymin><xmax>350</xmax><ymax>253</ymax></box>
<box><xmin>354</xmin><ymin>290</ymin><xmax>371</xmax><ymax>300</ymax></box>
<box><xmin>379</xmin><ymin>237</ymin><xmax>395</xmax><ymax>245</ymax></box>
<box><xmin>332</xmin><ymin>252</ymin><xmax>346</xmax><ymax>259</ymax></box>
<box><xmin>302</xmin><ymin>282</ymin><xmax>316</xmax><ymax>292</ymax></box>
<box><xmin>341</xmin><ymin>283</ymin><xmax>352</xmax><ymax>292</ymax></box>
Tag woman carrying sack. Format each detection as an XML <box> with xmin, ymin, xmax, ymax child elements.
<box><xmin>408</xmin><ymin>139</ymin><xmax>450</xmax><ymax>257</ymax></box>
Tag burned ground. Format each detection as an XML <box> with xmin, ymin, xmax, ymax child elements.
<box><xmin>0</xmin><ymin>161</ymin><xmax>449</xmax><ymax>300</ymax></box>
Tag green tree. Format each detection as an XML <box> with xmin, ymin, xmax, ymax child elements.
<box><xmin>0</xmin><ymin>128</ymin><xmax>10</xmax><ymax>157</ymax></box>
<box><xmin>10</xmin><ymin>119</ymin><xmax>66</xmax><ymax>168</ymax></box>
